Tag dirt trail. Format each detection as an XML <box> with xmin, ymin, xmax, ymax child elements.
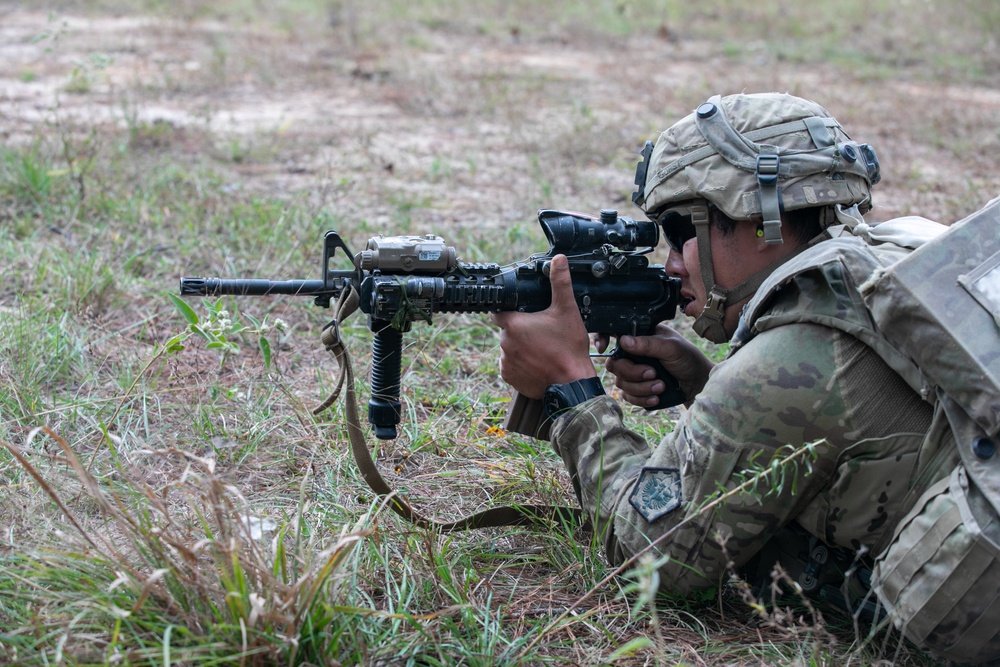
<box><xmin>1</xmin><ymin>7</ymin><xmax>997</xmax><ymax>227</ymax></box>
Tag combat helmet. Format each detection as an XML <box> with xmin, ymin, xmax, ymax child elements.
<box><xmin>632</xmin><ymin>92</ymin><xmax>882</xmax><ymax>341</ymax></box>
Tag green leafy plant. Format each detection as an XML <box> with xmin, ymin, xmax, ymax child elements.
<box><xmin>168</xmin><ymin>294</ymin><xmax>287</xmax><ymax>370</ymax></box>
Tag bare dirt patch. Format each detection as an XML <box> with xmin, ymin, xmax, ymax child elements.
<box><xmin>3</xmin><ymin>6</ymin><xmax>996</xmax><ymax>230</ymax></box>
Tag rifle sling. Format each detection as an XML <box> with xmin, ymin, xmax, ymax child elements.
<box><xmin>314</xmin><ymin>287</ymin><xmax>589</xmax><ymax>533</ymax></box>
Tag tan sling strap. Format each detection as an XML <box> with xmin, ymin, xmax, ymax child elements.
<box><xmin>312</xmin><ymin>286</ymin><xmax>588</xmax><ymax>532</ymax></box>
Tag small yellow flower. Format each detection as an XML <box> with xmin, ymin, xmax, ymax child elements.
<box><xmin>485</xmin><ymin>425</ymin><xmax>505</xmax><ymax>437</ymax></box>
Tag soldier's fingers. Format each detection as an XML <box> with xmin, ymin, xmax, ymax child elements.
<box><xmin>605</xmin><ymin>354</ymin><xmax>655</xmax><ymax>382</ymax></box>
<box><xmin>615</xmin><ymin>376</ymin><xmax>665</xmax><ymax>398</ymax></box>
<box><xmin>619</xmin><ymin>332</ymin><xmax>683</xmax><ymax>362</ymax></box>
<box><xmin>617</xmin><ymin>387</ymin><xmax>663</xmax><ymax>409</ymax></box>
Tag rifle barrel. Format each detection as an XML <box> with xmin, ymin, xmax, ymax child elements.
<box><xmin>179</xmin><ymin>277</ymin><xmax>332</xmax><ymax>297</ymax></box>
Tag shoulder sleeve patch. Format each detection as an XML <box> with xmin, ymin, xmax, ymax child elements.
<box><xmin>628</xmin><ymin>467</ymin><xmax>683</xmax><ymax>524</ymax></box>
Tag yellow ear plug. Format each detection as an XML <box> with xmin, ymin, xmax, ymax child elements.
<box><xmin>756</xmin><ymin>228</ymin><xmax>764</xmax><ymax>238</ymax></box>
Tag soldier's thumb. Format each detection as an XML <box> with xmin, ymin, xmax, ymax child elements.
<box><xmin>547</xmin><ymin>254</ymin><xmax>576</xmax><ymax>311</ymax></box>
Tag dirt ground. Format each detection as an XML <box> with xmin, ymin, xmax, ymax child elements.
<box><xmin>2</xmin><ymin>4</ymin><xmax>998</xmax><ymax>235</ymax></box>
<box><xmin>0</xmin><ymin>0</ymin><xmax>1000</xmax><ymax>664</ymax></box>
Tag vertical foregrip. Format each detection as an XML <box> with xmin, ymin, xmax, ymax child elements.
<box><xmin>369</xmin><ymin>323</ymin><xmax>403</xmax><ymax>440</ymax></box>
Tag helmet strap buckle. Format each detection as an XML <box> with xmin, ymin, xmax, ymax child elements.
<box><xmin>756</xmin><ymin>153</ymin><xmax>784</xmax><ymax>245</ymax></box>
<box><xmin>693</xmin><ymin>288</ymin><xmax>729</xmax><ymax>341</ymax></box>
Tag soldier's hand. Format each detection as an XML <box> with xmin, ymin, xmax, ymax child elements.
<box><xmin>490</xmin><ymin>254</ymin><xmax>595</xmax><ymax>399</ymax></box>
<box><xmin>605</xmin><ymin>323</ymin><xmax>714</xmax><ymax>408</ymax></box>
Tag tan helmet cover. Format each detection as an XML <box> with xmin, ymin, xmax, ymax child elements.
<box><xmin>638</xmin><ymin>93</ymin><xmax>876</xmax><ymax>230</ymax></box>
<box><xmin>634</xmin><ymin>93</ymin><xmax>880</xmax><ymax>342</ymax></box>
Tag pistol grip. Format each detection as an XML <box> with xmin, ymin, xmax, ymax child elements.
<box><xmin>611</xmin><ymin>347</ymin><xmax>686</xmax><ymax>410</ymax></box>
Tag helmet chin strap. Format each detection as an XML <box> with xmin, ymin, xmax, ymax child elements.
<box><xmin>688</xmin><ymin>203</ymin><xmax>825</xmax><ymax>343</ymax></box>
<box><xmin>689</xmin><ymin>204</ymin><xmax>730</xmax><ymax>342</ymax></box>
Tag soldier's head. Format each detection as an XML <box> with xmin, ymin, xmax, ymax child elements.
<box><xmin>632</xmin><ymin>92</ymin><xmax>881</xmax><ymax>342</ymax></box>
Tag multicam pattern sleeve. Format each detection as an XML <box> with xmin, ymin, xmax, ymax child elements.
<box><xmin>550</xmin><ymin>322</ymin><xmax>871</xmax><ymax>594</ymax></box>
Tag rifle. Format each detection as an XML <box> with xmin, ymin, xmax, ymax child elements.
<box><xmin>179</xmin><ymin>208</ymin><xmax>684</xmax><ymax>441</ymax></box>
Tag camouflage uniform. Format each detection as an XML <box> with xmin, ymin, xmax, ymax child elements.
<box><xmin>533</xmin><ymin>92</ymin><xmax>1000</xmax><ymax>661</ymax></box>
<box><xmin>549</xmin><ymin>229</ymin><xmax>948</xmax><ymax>594</ymax></box>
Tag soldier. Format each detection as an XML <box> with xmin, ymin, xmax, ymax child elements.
<box><xmin>491</xmin><ymin>93</ymin><xmax>994</xmax><ymax>662</ymax></box>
